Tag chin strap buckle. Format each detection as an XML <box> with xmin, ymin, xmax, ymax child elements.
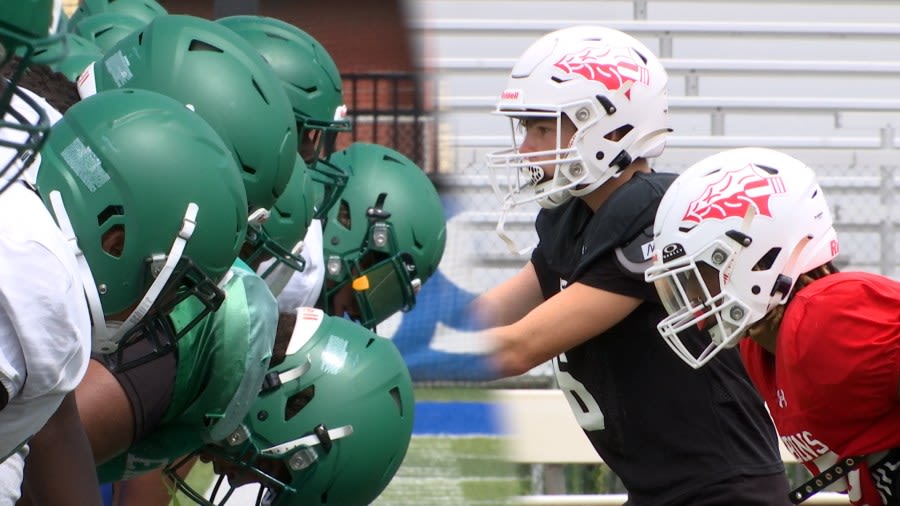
<box><xmin>789</xmin><ymin>455</ymin><xmax>865</xmax><ymax>504</ymax></box>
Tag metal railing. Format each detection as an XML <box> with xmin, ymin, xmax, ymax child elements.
<box><xmin>341</xmin><ymin>72</ymin><xmax>437</xmax><ymax>172</ymax></box>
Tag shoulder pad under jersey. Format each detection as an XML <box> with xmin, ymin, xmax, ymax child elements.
<box><xmin>571</xmin><ymin>171</ymin><xmax>677</xmax><ymax>281</ymax></box>
<box><xmin>614</xmin><ymin>223</ymin><xmax>655</xmax><ymax>280</ymax></box>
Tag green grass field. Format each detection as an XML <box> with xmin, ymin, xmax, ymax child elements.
<box><xmin>168</xmin><ymin>388</ymin><xmax>524</xmax><ymax>505</ymax></box>
<box><xmin>374</xmin><ymin>388</ymin><xmax>523</xmax><ymax>505</ymax></box>
<box><xmin>169</xmin><ymin>436</ymin><xmax>522</xmax><ymax>506</ymax></box>
<box><xmin>373</xmin><ymin>436</ymin><xmax>523</xmax><ymax>506</ymax></box>
<box><xmin>169</xmin><ymin>387</ymin><xmax>827</xmax><ymax>505</ymax></box>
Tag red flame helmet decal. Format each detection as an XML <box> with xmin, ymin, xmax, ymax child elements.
<box><xmin>553</xmin><ymin>45</ymin><xmax>650</xmax><ymax>99</ymax></box>
<box><xmin>682</xmin><ymin>163</ymin><xmax>787</xmax><ymax>224</ymax></box>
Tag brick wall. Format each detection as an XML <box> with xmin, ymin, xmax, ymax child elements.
<box><xmin>68</xmin><ymin>0</ymin><xmax>433</xmax><ymax>169</ymax></box>
<box><xmin>157</xmin><ymin>0</ymin><xmax>414</xmax><ymax>74</ymax></box>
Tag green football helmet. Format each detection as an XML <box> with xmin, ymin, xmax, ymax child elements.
<box><xmin>67</xmin><ymin>0</ymin><xmax>167</xmax><ymax>30</ymax></box>
<box><xmin>0</xmin><ymin>0</ymin><xmax>65</xmax><ymax>191</ymax></box>
<box><xmin>84</xmin><ymin>14</ymin><xmax>297</xmax><ymax>211</ymax></box>
<box><xmin>242</xmin><ymin>156</ymin><xmax>316</xmax><ymax>281</ymax></box>
<box><xmin>36</xmin><ymin>88</ymin><xmax>248</xmax><ymax>364</ymax></box>
<box><xmin>320</xmin><ymin>143</ymin><xmax>447</xmax><ymax>329</ymax></box>
<box><xmin>217</xmin><ymin>15</ymin><xmax>350</xmax><ymax>218</ymax></box>
<box><xmin>70</xmin><ymin>11</ymin><xmax>146</xmax><ymax>53</ymax></box>
<box><xmin>167</xmin><ymin>307</ymin><xmax>414</xmax><ymax>506</ymax></box>
<box><xmin>49</xmin><ymin>33</ymin><xmax>102</xmax><ymax>82</ymax></box>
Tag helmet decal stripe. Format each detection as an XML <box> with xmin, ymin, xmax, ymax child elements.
<box><xmin>682</xmin><ymin>163</ymin><xmax>786</xmax><ymax>224</ymax></box>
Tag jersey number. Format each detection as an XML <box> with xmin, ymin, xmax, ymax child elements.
<box><xmin>554</xmin><ymin>353</ymin><xmax>605</xmax><ymax>431</ymax></box>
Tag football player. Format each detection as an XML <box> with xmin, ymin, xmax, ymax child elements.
<box><xmin>219</xmin><ymin>15</ymin><xmax>351</xmax><ymax>312</ymax></box>
<box><xmin>165</xmin><ymin>307</ymin><xmax>415</xmax><ymax>506</ymax></box>
<box><xmin>217</xmin><ymin>15</ymin><xmax>351</xmax><ymax>216</ymax></box>
<box><xmin>15</xmin><ymin>87</ymin><xmax>250</xmax><ymax>506</ymax></box>
<box><xmin>472</xmin><ymin>26</ymin><xmax>792</xmax><ymax>504</ymax></box>
<box><xmin>318</xmin><ymin>142</ymin><xmax>446</xmax><ymax>330</ymax></box>
<box><xmin>16</xmin><ymin>83</ymin><xmax>249</xmax><ymax>506</ymax></box>
<box><xmin>0</xmin><ymin>1</ymin><xmax>100</xmax><ymax>504</ymax></box>
<box><xmin>130</xmin><ymin>143</ymin><xmax>446</xmax><ymax>504</ymax></box>
<box><xmin>241</xmin><ymin>155</ymin><xmax>318</xmax><ymax>301</ymax></box>
<box><xmin>143</xmin><ymin>142</ymin><xmax>445</xmax><ymax>505</ymax></box>
<box><xmin>78</xmin><ymin>13</ymin><xmax>298</xmax><ymax>214</ymax></box>
<box><xmin>646</xmin><ymin>147</ymin><xmax>900</xmax><ymax>506</ymax></box>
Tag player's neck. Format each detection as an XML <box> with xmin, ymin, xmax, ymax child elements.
<box><xmin>581</xmin><ymin>160</ymin><xmax>650</xmax><ymax>212</ymax></box>
<box><xmin>746</xmin><ymin>324</ymin><xmax>778</xmax><ymax>354</ymax></box>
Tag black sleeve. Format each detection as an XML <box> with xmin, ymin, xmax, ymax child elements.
<box><xmin>576</xmin><ymin>251</ymin><xmax>660</xmax><ymax>303</ymax></box>
<box><xmin>530</xmin><ymin>243</ymin><xmax>561</xmax><ymax>300</ymax></box>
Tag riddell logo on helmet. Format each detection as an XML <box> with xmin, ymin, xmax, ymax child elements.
<box><xmin>499</xmin><ymin>89</ymin><xmax>521</xmax><ymax>102</ymax></box>
<box><xmin>681</xmin><ymin>164</ymin><xmax>786</xmax><ymax>224</ymax></box>
<box><xmin>553</xmin><ymin>46</ymin><xmax>650</xmax><ymax>99</ymax></box>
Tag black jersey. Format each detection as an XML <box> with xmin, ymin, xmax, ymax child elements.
<box><xmin>531</xmin><ymin>171</ymin><xmax>785</xmax><ymax>505</ymax></box>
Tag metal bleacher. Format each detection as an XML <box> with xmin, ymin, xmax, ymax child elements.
<box><xmin>407</xmin><ymin>0</ymin><xmax>900</xmax><ymax>281</ymax></box>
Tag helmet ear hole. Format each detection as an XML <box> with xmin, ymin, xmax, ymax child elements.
<box><xmin>604</xmin><ymin>124</ymin><xmax>633</xmax><ymax>142</ymax></box>
<box><xmin>101</xmin><ymin>224</ymin><xmax>126</xmax><ymax>258</ymax></box>
<box><xmin>337</xmin><ymin>199</ymin><xmax>351</xmax><ymax>229</ymax></box>
<box><xmin>187</xmin><ymin>38</ymin><xmax>223</xmax><ymax>53</ymax></box>
<box><xmin>389</xmin><ymin>386</ymin><xmax>404</xmax><ymax>416</ymax></box>
<box><xmin>285</xmin><ymin>385</ymin><xmax>315</xmax><ymax>421</ymax></box>
<box><xmin>753</xmin><ymin>247</ymin><xmax>782</xmax><ymax>271</ymax></box>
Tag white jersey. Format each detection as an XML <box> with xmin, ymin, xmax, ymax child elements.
<box><xmin>0</xmin><ymin>90</ymin><xmax>90</xmax><ymax>463</ymax></box>
<box><xmin>0</xmin><ymin>446</ymin><xmax>27</xmax><ymax>504</ymax></box>
<box><xmin>0</xmin><ymin>184</ymin><xmax>91</xmax><ymax>460</ymax></box>
<box><xmin>257</xmin><ymin>219</ymin><xmax>325</xmax><ymax>312</ymax></box>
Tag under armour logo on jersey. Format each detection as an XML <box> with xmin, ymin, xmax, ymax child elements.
<box><xmin>682</xmin><ymin>163</ymin><xmax>786</xmax><ymax>225</ymax></box>
<box><xmin>776</xmin><ymin>388</ymin><xmax>787</xmax><ymax>408</ymax></box>
<box><xmin>553</xmin><ymin>45</ymin><xmax>650</xmax><ymax>100</ymax></box>
<box><xmin>559</xmin><ymin>278</ymin><xmax>568</xmax><ymax>291</ymax></box>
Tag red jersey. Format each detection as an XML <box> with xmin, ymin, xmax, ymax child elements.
<box><xmin>741</xmin><ymin>271</ymin><xmax>900</xmax><ymax>506</ymax></box>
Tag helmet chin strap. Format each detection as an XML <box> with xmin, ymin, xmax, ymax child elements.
<box><xmin>496</xmin><ymin>200</ymin><xmax>536</xmax><ymax>256</ymax></box>
<box><xmin>261</xmin><ymin>241</ymin><xmax>305</xmax><ymax>297</ymax></box>
<box><xmin>260</xmin><ymin>425</ymin><xmax>354</xmax><ymax>476</ymax></box>
<box><xmin>49</xmin><ymin>190</ymin><xmax>198</xmax><ymax>353</ymax></box>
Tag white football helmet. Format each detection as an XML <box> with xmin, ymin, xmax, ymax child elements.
<box><xmin>486</xmin><ymin>25</ymin><xmax>670</xmax><ymax>241</ymax></box>
<box><xmin>644</xmin><ymin>147</ymin><xmax>839</xmax><ymax>369</ymax></box>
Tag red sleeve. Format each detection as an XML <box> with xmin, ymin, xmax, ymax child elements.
<box><xmin>781</xmin><ymin>273</ymin><xmax>900</xmax><ymax>432</ymax></box>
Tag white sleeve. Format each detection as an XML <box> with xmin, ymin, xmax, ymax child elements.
<box><xmin>256</xmin><ymin>219</ymin><xmax>326</xmax><ymax>312</ymax></box>
<box><xmin>0</xmin><ymin>445</ymin><xmax>26</xmax><ymax>499</ymax></box>
<box><xmin>276</xmin><ymin>218</ymin><xmax>325</xmax><ymax>312</ymax></box>
<box><xmin>0</xmin><ymin>186</ymin><xmax>91</xmax><ymax>458</ymax></box>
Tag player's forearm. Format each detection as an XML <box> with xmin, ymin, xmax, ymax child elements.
<box><xmin>20</xmin><ymin>392</ymin><xmax>103</xmax><ymax>506</ymax></box>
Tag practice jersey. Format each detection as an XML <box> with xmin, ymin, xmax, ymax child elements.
<box><xmin>741</xmin><ymin>271</ymin><xmax>900</xmax><ymax>506</ymax></box>
<box><xmin>531</xmin><ymin>171</ymin><xmax>784</xmax><ymax>505</ymax></box>
<box><xmin>263</xmin><ymin>218</ymin><xmax>325</xmax><ymax>312</ymax></box>
<box><xmin>96</xmin><ymin>260</ymin><xmax>278</xmax><ymax>482</ymax></box>
<box><xmin>0</xmin><ymin>91</ymin><xmax>90</xmax><ymax>462</ymax></box>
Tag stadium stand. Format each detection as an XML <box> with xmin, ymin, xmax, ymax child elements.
<box><xmin>392</xmin><ymin>0</ymin><xmax>900</xmax><ymax>503</ymax></box>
